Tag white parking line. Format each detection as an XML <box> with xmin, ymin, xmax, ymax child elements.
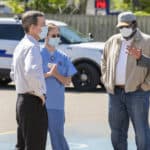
<box><xmin>69</xmin><ymin>142</ymin><xmax>88</xmax><ymax>149</ymax></box>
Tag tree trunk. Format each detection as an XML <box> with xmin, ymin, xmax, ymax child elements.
<box><xmin>80</xmin><ymin>0</ymin><xmax>87</xmax><ymax>14</ymax></box>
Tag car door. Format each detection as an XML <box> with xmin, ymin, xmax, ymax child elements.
<box><xmin>0</xmin><ymin>24</ymin><xmax>24</xmax><ymax>69</ymax></box>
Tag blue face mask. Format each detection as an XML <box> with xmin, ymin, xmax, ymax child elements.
<box><xmin>119</xmin><ymin>27</ymin><xmax>133</xmax><ymax>38</ymax></box>
<box><xmin>48</xmin><ymin>37</ymin><xmax>60</xmax><ymax>48</ymax></box>
<box><xmin>39</xmin><ymin>26</ymin><xmax>48</xmax><ymax>40</ymax></box>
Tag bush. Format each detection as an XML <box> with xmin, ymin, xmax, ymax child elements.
<box><xmin>134</xmin><ymin>11</ymin><xmax>150</xmax><ymax>16</ymax></box>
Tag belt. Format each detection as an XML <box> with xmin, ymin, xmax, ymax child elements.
<box><xmin>18</xmin><ymin>92</ymin><xmax>37</xmax><ymax>97</ymax></box>
<box><xmin>25</xmin><ymin>92</ymin><xmax>46</xmax><ymax>99</ymax></box>
<box><xmin>19</xmin><ymin>91</ymin><xmax>46</xmax><ymax>98</ymax></box>
<box><xmin>18</xmin><ymin>93</ymin><xmax>43</xmax><ymax>104</ymax></box>
<box><xmin>115</xmin><ymin>85</ymin><xmax>125</xmax><ymax>89</ymax></box>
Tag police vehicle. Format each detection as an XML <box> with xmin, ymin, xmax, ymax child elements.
<box><xmin>0</xmin><ymin>17</ymin><xmax>104</xmax><ymax>91</ymax></box>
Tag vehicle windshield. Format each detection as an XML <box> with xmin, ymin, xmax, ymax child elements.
<box><xmin>59</xmin><ymin>26</ymin><xmax>92</xmax><ymax>44</ymax></box>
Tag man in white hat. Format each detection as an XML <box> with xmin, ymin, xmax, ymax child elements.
<box><xmin>101</xmin><ymin>11</ymin><xmax>150</xmax><ymax>150</ymax></box>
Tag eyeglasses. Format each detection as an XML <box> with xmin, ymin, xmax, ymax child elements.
<box><xmin>51</xmin><ymin>34</ymin><xmax>60</xmax><ymax>38</ymax></box>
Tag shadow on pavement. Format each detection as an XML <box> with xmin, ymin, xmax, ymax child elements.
<box><xmin>65</xmin><ymin>87</ymin><xmax>106</xmax><ymax>93</ymax></box>
<box><xmin>0</xmin><ymin>84</ymin><xmax>106</xmax><ymax>93</ymax></box>
<box><xmin>0</xmin><ymin>84</ymin><xmax>15</xmax><ymax>91</ymax></box>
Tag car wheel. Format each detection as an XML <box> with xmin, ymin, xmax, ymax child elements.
<box><xmin>72</xmin><ymin>63</ymin><xmax>99</xmax><ymax>91</ymax></box>
<box><xmin>0</xmin><ymin>78</ymin><xmax>11</xmax><ymax>85</ymax></box>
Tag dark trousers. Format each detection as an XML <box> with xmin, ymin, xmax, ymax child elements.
<box><xmin>16</xmin><ymin>93</ymin><xmax>48</xmax><ymax>150</ymax></box>
<box><xmin>109</xmin><ymin>88</ymin><xmax>150</xmax><ymax>150</ymax></box>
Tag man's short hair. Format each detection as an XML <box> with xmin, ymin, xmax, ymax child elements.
<box><xmin>22</xmin><ymin>10</ymin><xmax>45</xmax><ymax>33</ymax></box>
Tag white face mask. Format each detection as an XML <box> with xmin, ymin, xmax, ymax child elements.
<box><xmin>119</xmin><ymin>27</ymin><xmax>133</xmax><ymax>38</ymax></box>
<box><xmin>48</xmin><ymin>37</ymin><xmax>60</xmax><ymax>48</ymax></box>
<box><xmin>39</xmin><ymin>26</ymin><xmax>48</xmax><ymax>39</ymax></box>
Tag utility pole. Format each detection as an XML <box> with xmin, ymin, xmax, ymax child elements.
<box><xmin>105</xmin><ymin>0</ymin><xmax>110</xmax><ymax>15</ymax></box>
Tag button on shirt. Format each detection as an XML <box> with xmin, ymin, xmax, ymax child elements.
<box><xmin>41</xmin><ymin>48</ymin><xmax>77</xmax><ymax>110</ymax></box>
<box><xmin>115</xmin><ymin>38</ymin><xmax>133</xmax><ymax>85</ymax></box>
<box><xmin>10</xmin><ymin>34</ymin><xmax>46</xmax><ymax>97</ymax></box>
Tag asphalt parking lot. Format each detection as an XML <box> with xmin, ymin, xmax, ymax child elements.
<box><xmin>0</xmin><ymin>84</ymin><xmax>144</xmax><ymax>150</ymax></box>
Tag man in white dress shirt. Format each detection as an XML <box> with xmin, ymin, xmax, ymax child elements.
<box><xmin>11</xmin><ymin>10</ymin><xmax>48</xmax><ymax>150</ymax></box>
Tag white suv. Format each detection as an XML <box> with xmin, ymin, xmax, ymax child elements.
<box><xmin>0</xmin><ymin>17</ymin><xmax>104</xmax><ymax>91</ymax></box>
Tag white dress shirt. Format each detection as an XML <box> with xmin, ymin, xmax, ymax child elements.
<box><xmin>10</xmin><ymin>34</ymin><xmax>46</xmax><ymax>97</ymax></box>
<box><xmin>115</xmin><ymin>38</ymin><xmax>132</xmax><ymax>85</ymax></box>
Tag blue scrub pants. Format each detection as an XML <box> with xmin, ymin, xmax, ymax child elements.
<box><xmin>47</xmin><ymin>109</ymin><xmax>70</xmax><ymax>150</ymax></box>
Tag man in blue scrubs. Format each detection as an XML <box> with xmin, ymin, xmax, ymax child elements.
<box><xmin>41</xmin><ymin>23</ymin><xmax>77</xmax><ymax>150</ymax></box>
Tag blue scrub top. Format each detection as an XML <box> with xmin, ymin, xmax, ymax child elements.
<box><xmin>41</xmin><ymin>48</ymin><xmax>77</xmax><ymax>110</ymax></box>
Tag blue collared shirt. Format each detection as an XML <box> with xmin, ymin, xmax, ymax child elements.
<box><xmin>41</xmin><ymin>48</ymin><xmax>77</xmax><ymax>110</ymax></box>
<box><xmin>10</xmin><ymin>34</ymin><xmax>46</xmax><ymax>97</ymax></box>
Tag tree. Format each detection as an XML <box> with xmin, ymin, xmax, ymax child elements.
<box><xmin>5</xmin><ymin>0</ymin><xmax>88</xmax><ymax>14</ymax></box>
<box><xmin>6</xmin><ymin>0</ymin><xmax>24</xmax><ymax>14</ymax></box>
<box><xmin>29</xmin><ymin>0</ymin><xmax>50</xmax><ymax>12</ymax></box>
<box><xmin>111</xmin><ymin>0</ymin><xmax>150</xmax><ymax>15</ymax></box>
<box><xmin>64</xmin><ymin>0</ymin><xmax>87</xmax><ymax>14</ymax></box>
<box><xmin>79</xmin><ymin>0</ymin><xmax>88</xmax><ymax>14</ymax></box>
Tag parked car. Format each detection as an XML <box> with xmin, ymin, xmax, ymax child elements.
<box><xmin>0</xmin><ymin>17</ymin><xmax>104</xmax><ymax>91</ymax></box>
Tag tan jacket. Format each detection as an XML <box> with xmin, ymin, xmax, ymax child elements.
<box><xmin>100</xmin><ymin>29</ymin><xmax>150</xmax><ymax>94</ymax></box>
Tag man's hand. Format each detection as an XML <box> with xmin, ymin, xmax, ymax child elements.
<box><xmin>126</xmin><ymin>46</ymin><xmax>142</xmax><ymax>60</ymax></box>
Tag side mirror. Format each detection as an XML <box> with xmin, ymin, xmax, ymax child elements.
<box><xmin>88</xmin><ymin>33</ymin><xmax>94</xmax><ymax>40</ymax></box>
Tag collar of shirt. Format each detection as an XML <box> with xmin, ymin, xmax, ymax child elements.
<box><xmin>25</xmin><ymin>34</ymin><xmax>40</xmax><ymax>46</ymax></box>
<box><xmin>44</xmin><ymin>48</ymin><xmax>57</xmax><ymax>59</ymax></box>
<box><xmin>44</xmin><ymin>47</ymin><xmax>57</xmax><ymax>56</ymax></box>
<box><xmin>121</xmin><ymin>36</ymin><xmax>133</xmax><ymax>43</ymax></box>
